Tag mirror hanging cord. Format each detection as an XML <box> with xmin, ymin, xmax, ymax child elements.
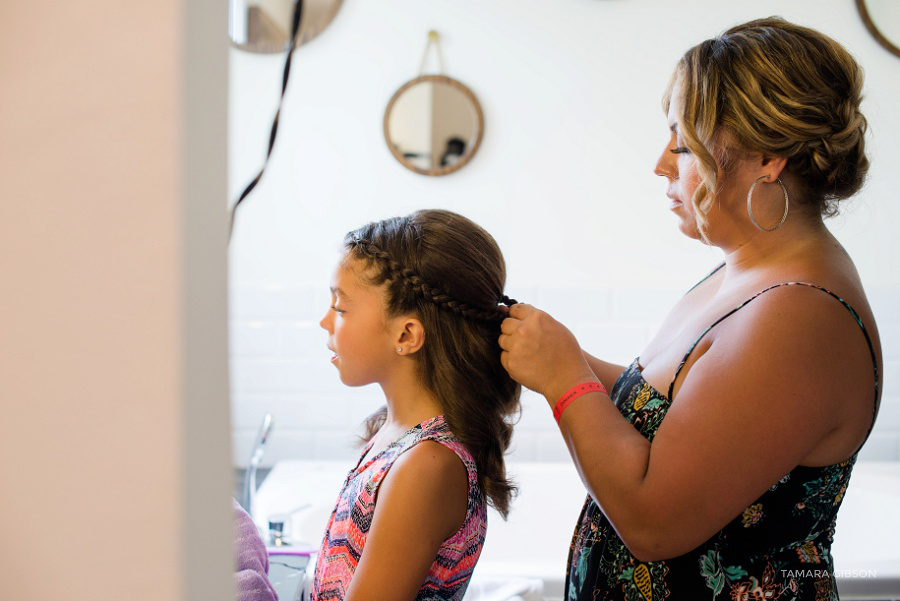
<box><xmin>418</xmin><ymin>30</ymin><xmax>446</xmax><ymax>76</ymax></box>
<box><xmin>229</xmin><ymin>0</ymin><xmax>305</xmax><ymax>243</ymax></box>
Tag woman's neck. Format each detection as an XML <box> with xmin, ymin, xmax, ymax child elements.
<box><xmin>718</xmin><ymin>212</ymin><xmax>831</xmax><ymax>277</ymax></box>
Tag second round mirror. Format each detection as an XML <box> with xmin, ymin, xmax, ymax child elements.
<box><xmin>384</xmin><ymin>75</ymin><xmax>484</xmax><ymax>176</ymax></box>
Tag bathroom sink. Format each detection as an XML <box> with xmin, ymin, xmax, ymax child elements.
<box><xmin>266</xmin><ymin>550</ymin><xmax>311</xmax><ymax>601</ymax></box>
<box><xmin>254</xmin><ymin>460</ymin><xmax>900</xmax><ymax>601</ymax></box>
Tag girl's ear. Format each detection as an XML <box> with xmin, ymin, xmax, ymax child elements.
<box><xmin>395</xmin><ymin>316</ymin><xmax>426</xmax><ymax>355</ymax></box>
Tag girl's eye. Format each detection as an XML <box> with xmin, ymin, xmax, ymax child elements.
<box><xmin>671</xmin><ymin>147</ymin><xmax>690</xmax><ymax>154</ymax></box>
<box><xmin>330</xmin><ymin>305</ymin><xmax>345</xmax><ymax>315</ymax></box>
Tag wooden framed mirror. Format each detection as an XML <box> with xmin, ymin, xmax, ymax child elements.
<box><xmin>383</xmin><ymin>75</ymin><xmax>484</xmax><ymax>176</ymax></box>
<box><xmin>857</xmin><ymin>0</ymin><xmax>900</xmax><ymax>58</ymax></box>
<box><xmin>229</xmin><ymin>0</ymin><xmax>343</xmax><ymax>53</ymax></box>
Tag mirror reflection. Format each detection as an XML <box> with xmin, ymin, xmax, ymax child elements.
<box><xmin>384</xmin><ymin>75</ymin><xmax>484</xmax><ymax>176</ymax></box>
<box><xmin>229</xmin><ymin>0</ymin><xmax>343</xmax><ymax>53</ymax></box>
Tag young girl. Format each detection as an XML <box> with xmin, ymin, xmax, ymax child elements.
<box><xmin>313</xmin><ymin>209</ymin><xmax>521</xmax><ymax>601</ymax></box>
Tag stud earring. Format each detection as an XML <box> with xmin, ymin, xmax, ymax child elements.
<box><xmin>397</xmin><ymin>346</ymin><xmax>403</xmax><ymax>353</ymax></box>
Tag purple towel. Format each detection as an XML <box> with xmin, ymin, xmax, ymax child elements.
<box><xmin>233</xmin><ymin>498</ymin><xmax>279</xmax><ymax>601</ymax></box>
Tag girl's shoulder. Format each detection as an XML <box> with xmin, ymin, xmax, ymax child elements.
<box><xmin>408</xmin><ymin>416</ymin><xmax>477</xmax><ymax>470</ymax></box>
<box><xmin>380</xmin><ymin>433</ymin><xmax>472</xmax><ymax>540</ymax></box>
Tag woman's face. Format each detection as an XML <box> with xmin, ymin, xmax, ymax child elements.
<box><xmin>654</xmin><ymin>92</ymin><xmax>706</xmax><ymax>241</ymax></box>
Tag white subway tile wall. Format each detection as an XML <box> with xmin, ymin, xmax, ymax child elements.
<box><xmin>230</xmin><ymin>284</ymin><xmax>900</xmax><ymax>467</ymax></box>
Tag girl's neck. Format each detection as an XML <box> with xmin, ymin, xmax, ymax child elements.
<box><xmin>379</xmin><ymin>375</ymin><xmax>443</xmax><ymax>432</ymax></box>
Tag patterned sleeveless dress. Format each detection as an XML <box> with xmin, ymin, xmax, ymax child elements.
<box><xmin>313</xmin><ymin>415</ymin><xmax>487</xmax><ymax>601</ymax></box>
<box><xmin>565</xmin><ymin>279</ymin><xmax>880</xmax><ymax>601</ymax></box>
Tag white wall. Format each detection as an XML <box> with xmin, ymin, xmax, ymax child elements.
<box><xmin>229</xmin><ymin>0</ymin><xmax>900</xmax><ymax>466</ymax></box>
<box><xmin>0</xmin><ymin>2</ymin><xmax>232</xmax><ymax>600</ymax></box>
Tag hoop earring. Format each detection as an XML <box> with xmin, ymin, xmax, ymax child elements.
<box><xmin>747</xmin><ymin>175</ymin><xmax>789</xmax><ymax>232</ymax></box>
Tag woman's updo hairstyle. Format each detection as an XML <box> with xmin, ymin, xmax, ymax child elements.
<box><xmin>343</xmin><ymin>209</ymin><xmax>521</xmax><ymax>518</ymax></box>
<box><xmin>664</xmin><ymin>17</ymin><xmax>869</xmax><ymax>231</ymax></box>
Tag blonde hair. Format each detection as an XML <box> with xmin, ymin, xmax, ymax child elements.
<box><xmin>663</xmin><ymin>17</ymin><xmax>869</xmax><ymax>236</ymax></box>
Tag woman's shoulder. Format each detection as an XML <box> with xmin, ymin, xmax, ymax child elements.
<box><xmin>709</xmin><ymin>255</ymin><xmax>881</xmax><ymax>396</ymax></box>
<box><xmin>747</xmin><ymin>250</ymin><xmax>875</xmax><ymax>329</ymax></box>
<box><xmin>719</xmin><ymin>256</ymin><xmax>874</xmax><ymax>344</ymax></box>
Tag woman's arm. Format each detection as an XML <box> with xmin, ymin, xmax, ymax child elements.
<box><xmin>582</xmin><ymin>352</ymin><xmax>626</xmax><ymax>392</ymax></box>
<box><xmin>344</xmin><ymin>441</ymin><xmax>469</xmax><ymax>601</ymax></box>
<box><xmin>500</xmin><ymin>289</ymin><xmax>875</xmax><ymax>561</ymax></box>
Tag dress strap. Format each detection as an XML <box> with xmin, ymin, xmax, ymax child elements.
<box><xmin>668</xmin><ymin>282</ymin><xmax>880</xmax><ymax>441</ymax></box>
<box><xmin>684</xmin><ymin>262</ymin><xmax>726</xmax><ymax>296</ymax></box>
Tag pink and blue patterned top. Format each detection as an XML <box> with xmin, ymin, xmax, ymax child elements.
<box><xmin>313</xmin><ymin>415</ymin><xmax>487</xmax><ymax>600</ymax></box>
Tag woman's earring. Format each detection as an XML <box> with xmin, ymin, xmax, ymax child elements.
<box><xmin>397</xmin><ymin>346</ymin><xmax>403</xmax><ymax>353</ymax></box>
<box><xmin>747</xmin><ymin>175</ymin><xmax>789</xmax><ymax>232</ymax></box>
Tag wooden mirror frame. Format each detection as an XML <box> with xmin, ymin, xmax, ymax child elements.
<box><xmin>857</xmin><ymin>0</ymin><xmax>900</xmax><ymax>58</ymax></box>
<box><xmin>229</xmin><ymin>0</ymin><xmax>343</xmax><ymax>54</ymax></box>
<box><xmin>383</xmin><ymin>75</ymin><xmax>485</xmax><ymax>177</ymax></box>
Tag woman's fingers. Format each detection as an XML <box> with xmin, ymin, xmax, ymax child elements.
<box><xmin>500</xmin><ymin>317</ymin><xmax>519</xmax><ymax>335</ymax></box>
<box><xmin>498</xmin><ymin>333</ymin><xmax>511</xmax><ymax>350</ymax></box>
<box><xmin>507</xmin><ymin>303</ymin><xmax>533</xmax><ymax>319</ymax></box>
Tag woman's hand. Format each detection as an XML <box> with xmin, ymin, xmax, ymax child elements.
<box><xmin>498</xmin><ymin>304</ymin><xmax>595</xmax><ymax>400</ymax></box>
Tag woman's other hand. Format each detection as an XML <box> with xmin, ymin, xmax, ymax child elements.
<box><xmin>498</xmin><ymin>304</ymin><xmax>595</xmax><ymax>400</ymax></box>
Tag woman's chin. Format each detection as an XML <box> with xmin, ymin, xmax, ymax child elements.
<box><xmin>675</xmin><ymin>217</ymin><xmax>704</xmax><ymax>242</ymax></box>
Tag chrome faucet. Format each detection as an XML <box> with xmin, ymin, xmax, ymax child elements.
<box><xmin>242</xmin><ymin>412</ymin><xmax>274</xmax><ymax>518</ymax></box>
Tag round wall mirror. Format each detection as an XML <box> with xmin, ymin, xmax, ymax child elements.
<box><xmin>384</xmin><ymin>75</ymin><xmax>484</xmax><ymax>176</ymax></box>
<box><xmin>229</xmin><ymin>0</ymin><xmax>343</xmax><ymax>53</ymax></box>
<box><xmin>857</xmin><ymin>0</ymin><xmax>900</xmax><ymax>58</ymax></box>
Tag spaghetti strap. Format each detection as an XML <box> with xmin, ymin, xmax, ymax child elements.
<box><xmin>668</xmin><ymin>282</ymin><xmax>880</xmax><ymax>443</ymax></box>
<box><xmin>684</xmin><ymin>262</ymin><xmax>726</xmax><ymax>296</ymax></box>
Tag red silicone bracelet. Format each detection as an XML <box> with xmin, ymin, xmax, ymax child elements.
<box><xmin>553</xmin><ymin>381</ymin><xmax>607</xmax><ymax>423</ymax></box>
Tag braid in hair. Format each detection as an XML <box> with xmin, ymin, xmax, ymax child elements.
<box><xmin>345</xmin><ymin>210</ymin><xmax>522</xmax><ymax>518</ymax></box>
<box><xmin>349</xmin><ymin>234</ymin><xmax>516</xmax><ymax>322</ymax></box>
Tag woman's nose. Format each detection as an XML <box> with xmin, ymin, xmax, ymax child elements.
<box><xmin>654</xmin><ymin>152</ymin><xmax>678</xmax><ymax>180</ymax></box>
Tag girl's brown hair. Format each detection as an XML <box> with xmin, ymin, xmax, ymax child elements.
<box><xmin>344</xmin><ymin>209</ymin><xmax>521</xmax><ymax>518</ymax></box>
<box><xmin>663</xmin><ymin>17</ymin><xmax>869</xmax><ymax>237</ymax></box>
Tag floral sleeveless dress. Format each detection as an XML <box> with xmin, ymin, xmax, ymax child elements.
<box><xmin>565</xmin><ymin>281</ymin><xmax>880</xmax><ymax>601</ymax></box>
<box><xmin>313</xmin><ymin>415</ymin><xmax>486</xmax><ymax>601</ymax></box>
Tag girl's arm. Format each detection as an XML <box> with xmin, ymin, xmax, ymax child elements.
<box><xmin>500</xmin><ymin>291</ymin><xmax>876</xmax><ymax>561</ymax></box>
<box><xmin>582</xmin><ymin>351</ymin><xmax>626</xmax><ymax>392</ymax></box>
<box><xmin>344</xmin><ymin>441</ymin><xmax>469</xmax><ymax>601</ymax></box>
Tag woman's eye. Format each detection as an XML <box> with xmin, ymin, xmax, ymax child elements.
<box><xmin>330</xmin><ymin>305</ymin><xmax>345</xmax><ymax>314</ymax></box>
<box><xmin>671</xmin><ymin>147</ymin><xmax>690</xmax><ymax>154</ymax></box>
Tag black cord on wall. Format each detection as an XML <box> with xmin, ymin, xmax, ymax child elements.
<box><xmin>229</xmin><ymin>0</ymin><xmax>305</xmax><ymax>243</ymax></box>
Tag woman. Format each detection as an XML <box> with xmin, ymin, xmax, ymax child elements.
<box><xmin>498</xmin><ymin>18</ymin><xmax>882</xmax><ymax>600</ymax></box>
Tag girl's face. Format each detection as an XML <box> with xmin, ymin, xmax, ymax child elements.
<box><xmin>319</xmin><ymin>256</ymin><xmax>400</xmax><ymax>387</ymax></box>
